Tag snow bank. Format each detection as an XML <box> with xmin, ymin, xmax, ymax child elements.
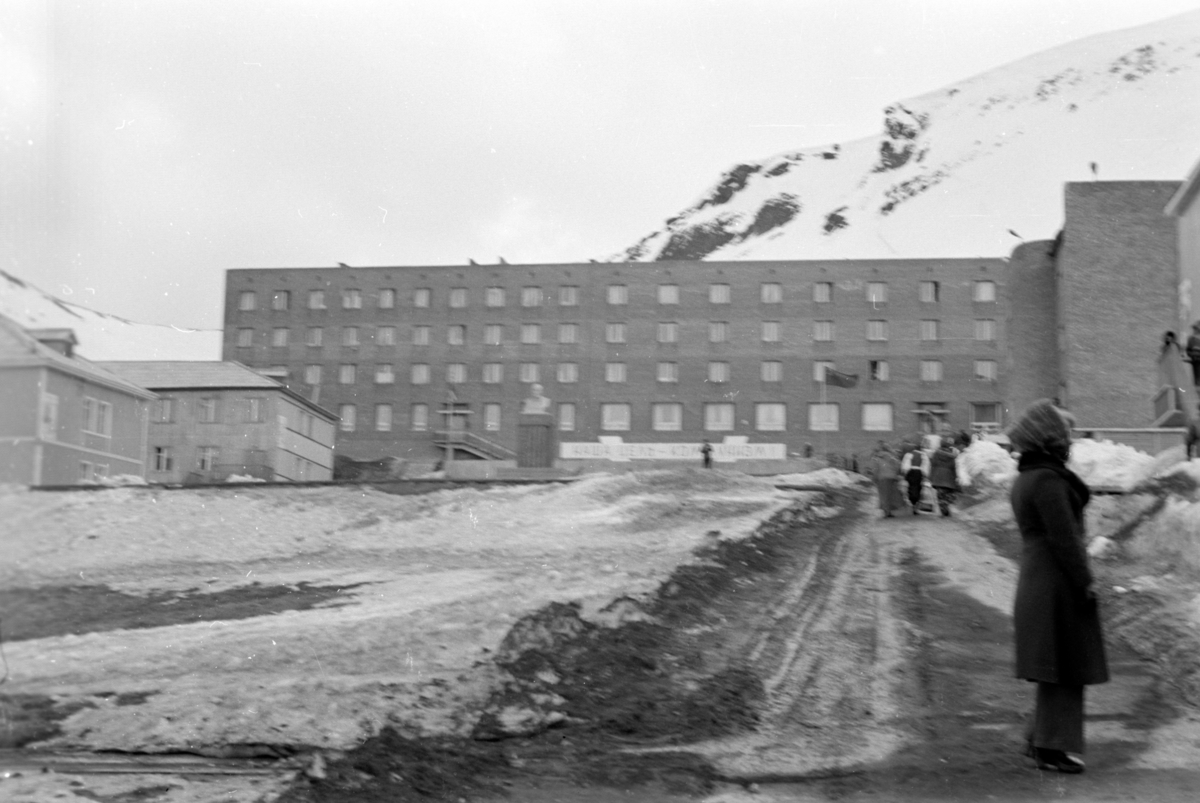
<box><xmin>958</xmin><ymin>441</ymin><xmax>1017</xmax><ymax>488</ymax></box>
<box><xmin>773</xmin><ymin>468</ymin><xmax>867</xmax><ymax>488</ymax></box>
<box><xmin>1068</xmin><ymin>439</ymin><xmax>1157</xmax><ymax>492</ymax></box>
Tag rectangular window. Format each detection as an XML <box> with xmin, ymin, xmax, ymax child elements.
<box><xmin>484</xmin><ymin>324</ymin><xmax>503</xmax><ymax>345</ymax></box>
<box><xmin>605</xmin><ymin>362</ymin><xmax>627</xmax><ymax>383</ymax></box>
<box><xmin>606</xmin><ymin>284</ymin><xmax>628</xmax><ymax>305</ymax></box>
<box><xmin>761</xmin><ymin>361</ymin><xmax>782</xmax><ymax>382</ymax></box>
<box><xmin>761</xmin><ymin>282</ymin><xmax>783</xmax><ymax>303</ymax></box>
<box><xmin>304</xmin><ymin>365</ymin><xmax>322</xmax><ymax>384</ymax></box>
<box><xmin>657</xmin><ymin>362</ymin><xmax>678</xmax><ymax>383</ymax></box>
<box><xmin>709</xmin><ymin>321</ymin><xmax>729</xmax><ymax>343</ymax></box>
<box><xmin>271</xmin><ymin>327</ymin><xmax>289</xmax><ymax>347</ymax></box>
<box><xmin>558</xmin><ymin>323</ymin><xmax>578</xmax><ymax>344</ymax></box>
<box><xmin>557</xmin><ymin>362</ymin><xmax>578</xmax><ymax>383</ymax></box>
<box><xmin>809</xmin><ymin>403</ymin><xmax>839</xmax><ymax>431</ymax></box>
<box><xmin>246</xmin><ymin>397</ymin><xmax>265</xmax><ymax>423</ymax></box>
<box><xmin>197</xmin><ymin>397</ymin><xmax>217</xmax><ymax>424</ymax></box>
<box><xmin>814</xmin><ymin>361</ymin><xmax>835</xmax><ymax>382</ymax></box>
<box><xmin>412</xmin><ymin>325</ymin><xmax>431</xmax><ymax>346</ymax></box>
<box><xmin>413</xmin><ymin>288</ymin><xmax>431</xmax><ymax>308</ymax></box>
<box><xmin>237</xmin><ymin>328</ymin><xmax>254</xmax><ymax>348</ymax></box>
<box><xmin>813</xmin><ymin>321</ymin><xmax>834</xmax><ymax>341</ymax></box>
<box><xmin>704</xmin><ymin>403</ymin><xmax>735</xmax><ymax>432</ymax></box>
<box><xmin>652</xmin><ymin>402</ymin><xmax>683</xmax><ymax>432</ymax></box>
<box><xmin>411</xmin><ymin>364</ymin><xmax>431</xmax><ymax>384</ymax></box>
<box><xmin>486</xmin><ymin>287</ymin><xmax>505</xmax><ymax>307</ymax></box>
<box><xmin>657</xmin><ymin>322</ymin><xmax>678</xmax><ymax>343</ymax></box>
<box><xmin>446</xmin><ymin>363</ymin><xmax>467</xmax><ymax>383</ymax></box>
<box><xmin>558</xmin><ymin>402</ymin><xmax>576</xmax><ymax>432</ymax></box>
<box><xmin>658</xmin><ymin>284</ymin><xmax>680</xmax><ymax>305</ymax></box>
<box><xmin>79</xmin><ymin>461</ymin><xmax>93</xmax><ymax>482</ymax></box>
<box><xmin>972</xmin><ymin>402</ymin><xmax>1001</xmax><ymax>425</ymax></box>
<box><xmin>605</xmin><ymin>323</ymin><xmax>626</xmax><ymax>343</ymax></box>
<box><xmin>376</xmin><ymin>325</ymin><xmax>396</xmax><ymax>346</ymax></box>
<box><xmin>342</xmin><ymin>326</ymin><xmax>360</xmax><ymax>347</ymax></box>
<box><xmin>152</xmin><ymin>397</ymin><xmax>173</xmax><ymax>423</ymax></box>
<box><xmin>375</xmin><ymin>403</ymin><xmax>393</xmax><ymax>432</ymax></box>
<box><xmin>272</xmin><ymin>290</ymin><xmax>289</xmax><ymax>310</ymax></box>
<box><xmin>339</xmin><ymin>364</ymin><xmax>357</xmax><ymax>384</ymax></box>
<box><xmin>483</xmin><ymin>363</ymin><xmax>504</xmax><ymax>383</ymax></box>
<box><xmin>484</xmin><ymin>403</ymin><xmax>501</xmax><ymax>432</ymax></box>
<box><xmin>375</xmin><ymin>364</ymin><xmax>395</xmax><ymax>384</ymax></box>
<box><xmin>919</xmin><ymin>281</ymin><xmax>939</xmax><ymax>303</ymax></box>
<box><xmin>339</xmin><ymin>404</ymin><xmax>356</xmax><ymax>432</ymax></box>
<box><xmin>813</xmin><ymin>282</ymin><xmax>832</xmax><ymax>303</ymax></box>
<box><xmin>238</xmin><ymin>291</ymin><xmax>257</xmax><ymax>311</ymax></box>
<box><xmin>521</xmin><ymin>323</ymin><xmax>542</xmax><ymax>344</ymax></box>
<box><xmin>378</xmin><ymin>288</ymin><xmax>395</xmax><ymax>309</ymax></box>
<box><xmin>519</xmin><ymin>363</ymin><xmax>540</xmax><ymax>383</ymax></box>
<box><xmin>449</xmin><ymin>287</ymin><xmax>468</xmax><ymax>308</ymax></box>
<box><xmin>920</xmin><ymin>360</ymin><xmax>943</xmax><ymax>381</ymax></box>
<box><xmin>708</xmin><ymin>361</ymin><xmax>730</xmax><ymax>383</ymax></box>
<box><xmin>867</xmin><ymin>282</ymin><xmax>887</xmax><ymax>304</ymax></box>
<box><xmin>306</xmin><ymin>327</ymin><xmax>323</xmax><ymax>347</ymax></box>
<box><xmin>601</xmin><ymin>403</ymin><xmax>631</xmax><ymax>431</ymax></box>
<box><xmin>521</xmin><ymin>286</ymin><xmax>543</xmax><ymax>307</ymax></box>
<box><xmin>974</xmin><ymin>280</ymin><xmax>997</xmax><ymax>302</ymax></box>
<box><xmin>308</xmin><ymin>290</ymin><xmax>326</xmax><ymax>309</ymax></box>
<box><xmin>920</xmin><ymin>320</ymin><xmax>939</xmax><ymax>341</ymax></box>
<box><xmin>153</xmin><ymin>446</ymin><xmax>173</xmax><ymax>472</ymax></box>
<box><xmin>558</xmin><ymin>286</ymin><xmax>579</xmax><ymax>306</ymax></box>
<box><xmin>974</xmin><ymin>319</ymin><xmax>996</xmax><ymax>341</ymax></box>
<box><xmin>709</xmin><ymin>283</ymin><xmax>731</xmax><ymax>304</ymax></box>
<box><xmin>870</xmin><ymin>360</ymin><xmax>890</xmax><ymax>381</ymax></box>
<box><xmin>342</xmin><ymin>289</ymin><xmax>362</xmax><ymax>309</ymax></box>
<box><xmin>862</xmin><ymin>403</ymin><xmax>894</xmax><ymax>432</ymax></box>
<box><xmin>866</xmin><ymin>320</ymin><xmax>888</xmax><ymax>341</ymax></box>
<box><xmin>411</xmin><ymin>403</ymin><xmax>429</xmax><ymax>431</ymax></box>
<box><xmin>974</xmin><ymin>360</ymin><xmax>998</xmax><ymax>381</ymax></box>
<box><xmin>39</xmin><ymin>392</ymin><xmax>57</xmax><ymax>439</ymax></box>
<box><xmin>448</xmin><ymin>324</ymin><xmax>466</xmax><ymax>345</ymax></box>
<box><xmin>761</xmin><ymin>321</ymin><xmax>781</xmax><ymax>342</ymax></box>
<box><xmin>198</xmin><ymin>446</ymin><xmax>219</xmax><ymax>471</ymax></box>
<box><xmin>755</xmin><ymin>402</ymin><xmax>787</xmax><ymax>432</ymax></box>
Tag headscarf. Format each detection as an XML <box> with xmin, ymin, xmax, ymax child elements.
<box><xmin>1007</xmin><ymin>398</ymin><xmax>1073</xmax><ymax>462</ymax></box>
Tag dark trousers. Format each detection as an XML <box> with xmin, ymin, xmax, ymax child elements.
<box><xmin>1025</xmin><ymin>681</ymin><xmax>1085</xmax><ymax>754</ymax></box>
<box><xmin>904</xmin><ymin>469</ymin><xmax>924</xmax><ymax>507</ymax></box>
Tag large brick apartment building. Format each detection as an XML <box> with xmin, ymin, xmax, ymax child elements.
<box><xmin>221</xmin><ymin>177</ymin><xmax>1187</xmax><ymax>464</ymax></box>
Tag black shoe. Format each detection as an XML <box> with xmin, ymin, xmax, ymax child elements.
<box><xmin>1033</xmin><ymin>748</ymin><xmax>1084</xmax><ymax>774</ymax></box>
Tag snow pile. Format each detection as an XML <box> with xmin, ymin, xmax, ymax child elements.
<box><xmin>958</xmin><ymin>441</ymin><xmax>1017</xmax><ymax>489</ymax></box>
<box><xmin>1068</xmin><ymin>439</ymin><xmax>1157</xmax><ymax>492</ymax></box>
<box><xmin>774</xmin><ymin>467</ymin><xmax>867</xmax><ymax>488</ymax></box>
<box><xmin>225</xmin><ymin>474</ymin><xmax>267</xmax><ymax>483</ymax></box>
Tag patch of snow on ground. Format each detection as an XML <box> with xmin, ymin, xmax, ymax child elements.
<box><xmin>1068</xmin><ymin>439</ymin><xmax>1156</xmax><ymax>492</ymax></box>
<box><xmin>958</xmin><ymin>441</ymin><xmax>1016</xmax><ymax>488</ymax></box>
<box><xmin>773</xmin><ymin>468</ymin><xmax>868</xmax><ymax>488</ymax></box>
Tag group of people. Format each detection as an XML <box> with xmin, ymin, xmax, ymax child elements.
<box><xmin>868</xmin><ymin>434</ymin><xmax>966</xmax><ymax>519</ymax></box>
<box><xmin>864</xmin><ymin>403</ymin><xmax>1107</xmax><ymax>775</ymax></box>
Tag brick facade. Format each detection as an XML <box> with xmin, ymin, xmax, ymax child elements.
<box><xmin>1005</xmin><ymin>240</ymin><xmax>1061</xmax><ymax>417</ymax></box>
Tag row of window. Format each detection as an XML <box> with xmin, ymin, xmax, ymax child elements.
<box><xmin>236</xmin><ymin>318</ymin><xmax>999</xmax><ymax>349</ymax></box>
<box><xmin>299</xmin><ymin>358</ymin><xmax>999</xmax><ymax>386</ymax></box>
<box><xmin>150</xmin><ymin>397</ymin><xmax>267</xmax><ymax>424</ymax></box>
<box><xmin>338</xmin><ymin>400</ymin><xmax>1002</xmax><ymax>435</ymax></box>
<box><xmin>237</xmin><ymin>280</ymin><xmax>998</xmax><ymax>312</ymax></box>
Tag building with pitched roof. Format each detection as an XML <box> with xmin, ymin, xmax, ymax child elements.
<box><xmin>96</xmin><ymin>361</ymin><xmax>338</xmax><ymax>484</ymax></box>
<box><xmin>0</xmin><ymin>313</ymin><xmax>157</xmax><ymax>485</ymax></box>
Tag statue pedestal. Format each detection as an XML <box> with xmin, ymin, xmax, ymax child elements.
<box><xmin>518</xmin><ymin>413</ymin><xmax>556</xmax><ymax>468</ymax></box>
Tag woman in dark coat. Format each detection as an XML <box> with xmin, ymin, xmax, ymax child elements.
<box><xmin>929</xmin><ymin>443</ymin><xmax>960</xmax><ymax>517</ymax></box>
<box><xmin>1009</xmin><ymin>399</ymin><xmax>1108</xmax><ymax>773</ymax></box>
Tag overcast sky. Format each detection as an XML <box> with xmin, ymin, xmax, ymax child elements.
<box><xmin>3</xmin><ymin>0</ymin><xmax>1200</xmax><ymax>332</ymax></box>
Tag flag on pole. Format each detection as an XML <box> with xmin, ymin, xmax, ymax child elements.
<box><xmin>824</xmin><ymin>369</ymin><xmax>859</xmax><ymax>388</ymax></box>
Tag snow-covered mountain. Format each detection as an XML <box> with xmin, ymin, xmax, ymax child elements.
<box><xmin>0</xmin><ymin>270</ymin><xmax>222</xmax><ymax>361</ymax></box>
<box><xmin>618</xmin><ymin>10</ymin><xmax>1200</xmax><ymax>262</ymax></box>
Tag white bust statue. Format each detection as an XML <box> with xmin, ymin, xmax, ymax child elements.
<box><xmin>521</xmin><ymin>383</ymin><xmax>552</xmax><ymax>414</ymax></box>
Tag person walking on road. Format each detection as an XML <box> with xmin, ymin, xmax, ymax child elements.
<box><xmin>868</xmin><ymin>442</ymin><xmax>902</xmax><ymax>518</ymax></box>
<box><xmin>929</xmin><ymin>441</ymin><xmax>961</xmax><ymax>517</ymax></box>
<box><xmin>900</xmin><ymin>443</ymin><xmax>930</xmax><ymax>514</ymax></box>
<box><xmin>1009</xmin><ymin>399</ymin><xmax>1109</xmax><ymax>774</ymax></box>
<box><xmin>700</xmin><ymin>439</ymin><xmax>714</xmax><ymax>469</ymax></box>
